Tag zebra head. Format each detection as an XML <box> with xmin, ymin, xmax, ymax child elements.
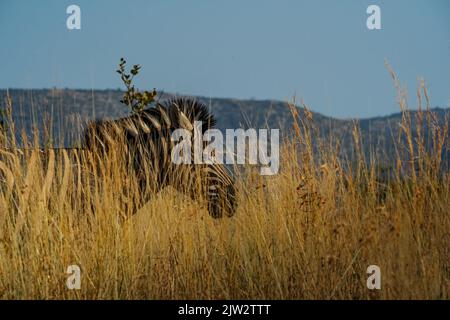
<box><xmin>159</xmin><ymin>98</ymin><xmax>237</xmax><ymax>218</ymax></box>
<box><xmin>83</xmin><ymin>98</ymin><xmax>237</xmax><ymax>219</ymax></box>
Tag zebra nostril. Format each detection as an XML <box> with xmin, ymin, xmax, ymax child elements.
<box><xmin>208</xmin><ymin>203</ymin><xmax>223</xmax><ymax>219</ymax></box>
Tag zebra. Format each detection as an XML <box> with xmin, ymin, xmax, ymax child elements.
<box><xmin>83</xmin><ymin>98</ymin><xmax>237</xmax><ymax>219</ymax></box>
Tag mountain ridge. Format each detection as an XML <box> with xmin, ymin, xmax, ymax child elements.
<box><xmin>1</xmin><ymin>89</ymin><xmax>448</xmax><ymax>169</ymax></box>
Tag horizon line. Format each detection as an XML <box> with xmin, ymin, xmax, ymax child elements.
<box><xmin>0</xmin><ymin>87</ymin><xmax>447</xmax><ymax>121</ymax></box>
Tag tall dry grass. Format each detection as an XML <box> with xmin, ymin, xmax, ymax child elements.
<box><xmin>0</xmin><ymin>80</ymin><xmax>449</xmax><ymax>299</ymax></box>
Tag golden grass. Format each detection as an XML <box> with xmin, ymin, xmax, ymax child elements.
<box><xmin>0</xmin><ymin>82</ymin><xmax>449</xmax><ymax>300</ymax></box>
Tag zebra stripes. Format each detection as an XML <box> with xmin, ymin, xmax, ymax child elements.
<box><xmin>83</xmin><ymin>98</ymin><xmax>237</xmax><ymax>218</ymax></box>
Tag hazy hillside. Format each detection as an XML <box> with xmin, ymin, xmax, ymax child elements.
<box><xmin>1</xmin><ymin>89</ymin><xmax>449</xmax><ymax>168</ymax></box>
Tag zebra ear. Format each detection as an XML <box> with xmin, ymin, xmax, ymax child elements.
<box><xmin>138</xmin><ymin>118</ymin><xmax>151</xmax><ymax>133</ymax></box>
<box><xmin>125</xmin><ymin>121</ymin><xmax>139</xmax><ymax>137</ymax></box>
<box><xmin>143</xmin><ymin>113</ymin><xmax>162</xmax><ymax>131</ymax></box>
<box><xmin>157</xmin><ymin>106</ymin><xmax>171</xmax><ymax>127</ymax></box>
<box><xmin>179</xmin><ymin>111</ymin><xmax>194</xmax><ymax>131</ymax></box>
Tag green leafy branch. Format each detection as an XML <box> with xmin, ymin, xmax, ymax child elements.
<box><xmin>117</xmin><ymin>57</ymin><xmax>157</xmax><ymax>113</ymax></box>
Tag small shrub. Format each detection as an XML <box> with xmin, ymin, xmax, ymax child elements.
<box><xmin>116</xmin><ymin>57</ymin><xmax>157</xmax><ymax>113</ymax></box>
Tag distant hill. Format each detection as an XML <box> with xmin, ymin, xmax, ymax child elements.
<box><xmin>1</xmin><ymin>89</ymin><xmax>449</xmax><ymax>168</ymax></box>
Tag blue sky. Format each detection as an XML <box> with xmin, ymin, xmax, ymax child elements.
<box><xmin>0</xmin><ymin>0</ymin><xmax>449</xmax><ymax>118</ymax></box>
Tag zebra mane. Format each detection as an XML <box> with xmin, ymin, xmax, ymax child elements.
<box><xmin>156</xmin><ymin>98</ymin><xmax>217</xmax><ymax>130</ymax></box>
<box><xmin>83</xmin><ymin>98</ymin><xmax>217</xmax><ymax>149</ymax></box>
